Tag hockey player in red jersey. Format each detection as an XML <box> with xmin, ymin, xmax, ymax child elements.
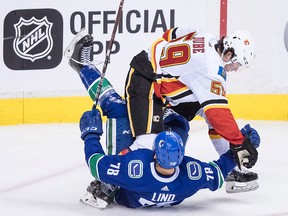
<box><xmin>124</xmin><ymin>27</ymin><xmax>259</xmax><ymax>192</ymax></box>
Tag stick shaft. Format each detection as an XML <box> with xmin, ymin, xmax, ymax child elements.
<box><xmin>92</xmin><ymin>0</ymin><xmax>124</xmax><ymax>109</ymax></box>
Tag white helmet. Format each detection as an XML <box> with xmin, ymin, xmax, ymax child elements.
<box><xmin>223</xmin><ymin>30</ymin><xmax>256</xmax><ymax>69</ymax></box>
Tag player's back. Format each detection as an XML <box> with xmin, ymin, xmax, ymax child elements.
<box><xmin>151</xmin><ymin>29</ymin><xmax>226</xmax><ymax>106</ymax></box>
<box><xmin>159</xmin><ymin>29</ymin><xmax>221</xmax><ymax>79</ymax></box>
<box><xmin>107</xmin><ymin>150</ymin><xmax>222</xmax><ymax>208</ymax></box>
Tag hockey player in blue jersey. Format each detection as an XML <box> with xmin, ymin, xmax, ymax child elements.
<box><xmin>64</xmin><ymin>30</ymin><xmax>260</xmax><ymax>208</ymax></box>
<box><xmin>75</xmin><ymin>80</ymin><xmax>259</xmax><ymax>209</ymax></box>
<box><xmin>78</xmin><ymin>107</ymin><xmax>239</xmax><ymax>208</ymax></box>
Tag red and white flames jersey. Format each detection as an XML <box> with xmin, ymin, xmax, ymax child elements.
<box><xmin>148</xmin><ymin>27</ymin><xmax>244</xmax><ymax>145</ymax></box>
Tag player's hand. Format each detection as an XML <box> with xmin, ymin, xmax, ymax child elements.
<box><xmin>79</xmin><ymin>109</ymin><xmax>103</xmax><ymax>140</ymax></box>
<box><xmin>230</xmin><ymin>137</ymin><xmax>258</xmax><ymax>169</ymax></box>
<box><xmin>241</xmin><ymin>124</ymin><xmax>260</xmax><ymax>148</ymax></box>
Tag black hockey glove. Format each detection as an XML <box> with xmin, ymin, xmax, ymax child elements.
<box><xmin>79</xmin><ymin>109</ymin><xmax>103</xmax><ymax>141</ymax></box>
<box><xmin>230</xmin><ymin>137</ymin><xmax>258</xmax><ymax>169</ymax></box>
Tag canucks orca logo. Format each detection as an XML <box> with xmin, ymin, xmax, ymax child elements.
<box><xmin>187</xmin><ymin>161</ymin><xmax>202</xmax><ymax>180</ymax></box>
<box><xmin>13</xmin><ymin>16</ymin><xmax>53</xmax><ymax>62</ymax></box>
<box><xmin>128</xmin><ymin>160</ymin><xmax>143</xmax><ymax>178</ymax></box>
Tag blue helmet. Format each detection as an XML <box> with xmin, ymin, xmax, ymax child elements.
<box><xmin>154</xmin><ymin>130</ymin><xmax>185</xmax><ymax>169</ymax></box>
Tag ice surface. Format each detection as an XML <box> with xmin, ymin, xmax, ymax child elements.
<box><xmin>1</xmin><ymin>120</ymin><xmax>288</xmax><ymax>216</ymax></box>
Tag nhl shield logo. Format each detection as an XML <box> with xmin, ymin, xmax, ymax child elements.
<box><xmin>13</xmin><ymin>16</ymin><xmax>53</xmax><ymax>62</ymax></box>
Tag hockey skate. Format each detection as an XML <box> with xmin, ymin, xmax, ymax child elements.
<box><xmin>64</xmin><ymin>29</ymin><xmax>94</xmax><ymax>73</ymax></box>
<box><xmin>80</xmin><ymin>180</ymin><xmax>116</xmax><ymax>209</ymax></box>
<box><xmin>225</xmin><ymin>167</ymin><xmax>259</xmax><ymax>193</ymax></box>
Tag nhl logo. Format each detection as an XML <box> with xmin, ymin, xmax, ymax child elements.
<box><xmin>13</xmin><ymin>16</ymin><xmax>53</xmax><ymax>62</ymax></box>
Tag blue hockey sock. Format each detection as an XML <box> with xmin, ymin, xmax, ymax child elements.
<box><xmin>79</xmin><ymin>65</ymin><xmax>111</xmax><ymax>94</ymax></box>
<box><xmin>100</xmin><ymin>92</ymin><xmax>127</xmax><ymax>118</ymax></box>
<box><xmin>79</xmin><ymin>65</ymin><xmax>127</xmax><ymax>118</ymax></box>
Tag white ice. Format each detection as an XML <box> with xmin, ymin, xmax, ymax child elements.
<box><xmin>1</xmin><ymin>120</ymin><xmax>288</xmax><ymax>216</ymax></box>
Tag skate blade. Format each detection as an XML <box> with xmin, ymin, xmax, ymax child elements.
<box><xmin>225</xmin><ymin>180</ymin><xmax>259</xmax><ymax>193</ymax></box>
<box><xmin>79</xmin><ymin>192</ymin><xmax>109</xmax><ymax>209</ymax></box>
<box><xmin>64</xmin><ymin>28</ymin><xmax>87</xmax><ymax>58</ymax></box>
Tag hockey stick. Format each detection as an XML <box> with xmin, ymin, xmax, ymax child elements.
<box><xmin>92</xmin><ymin>0</ymin><xmax>124</xmax><ymax>109</ymax></box>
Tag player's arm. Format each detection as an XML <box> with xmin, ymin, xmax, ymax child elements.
<box><xmin>80</xmin><ymin>109</ymin><xmax>105</xmax><ymax>164</ymax></box>
<box><xmin>197</xmin><ymin>108</ymin><xmax>260</xmax><ymax>156</ymax></box>
<box><xmin>189</xmin><ymin>150</ymin><xmax>236</xmax><ymax>192</ymax></box>
<box><xmin>79</xmin><ymin>109</ymin><xmax>135</xmax><ymax>188</ymax></box>
<box><xmin>182</xmin><ymin>74</ymin><xmax>258</xmax><ymax>169</ymax></box>
<box><xmin>80</xmin><ymin>109</ymin><xmax>115</xmax><ymax>181</ymax></box>
<box><xmin>208</xmin><ymin>150</ymin><xmax>237</xmax><ymax>189</ymax></box>
<box><xmin>203</xmin><ymin>101</ymin><xmax>258</xmax><ymax>169</ymax></box>
<box><xmin>196</xmin><ymin>108</ymin><xmax>230</xmax><ymax>155</ymax></box>
<box><xmin>203</xmin><ymin>111</ymin><xmax>260</xmax><ymax>170</ymax></box>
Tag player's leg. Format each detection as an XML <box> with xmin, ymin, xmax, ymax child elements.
<box><xmin>66</xmin><ymin>31</ymin><xmax>134</xmax><ymax>154</ymax></box>
<box><xmin>124</xmin><ymin>51</ymin><xmax>164</xmax><ymax>138</ymax></box>
<box><xmin>65</xmin><ymin>32</ymin><xmax>133</xmax><ymax>208</ymax></box>
<box><xmin>65</xmin><ymin>30</ymin><xmax>126</xmax><ymax>118</ymax></box>
<box><xmin>79</xmin><ymin>65</ymin><xmax>126</xmax><ymax>118</ymax></box>
<box><xmin>80</xmin><ymin>180</ymin><xmax>118</xmax><ymax>209</ymax></box>
<box><xmin>64</xmin><ymin>29</ymin><xmax>93</xmax><ymax>74</ymax></box>
<box><xmin>80</xmin><ymin>66</ymin><xmax>133</xmax><ymax>153</ymax></box>
<box><xmin>125</xmin><ymin>67</ymin><xmax>159</xmax><ymax>136</ymax></box>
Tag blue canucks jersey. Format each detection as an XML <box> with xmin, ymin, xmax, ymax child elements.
<box><xmin>84</xmin><ymin>137</ymin><xmax>236</xmax><ymax>208</ymax></box>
